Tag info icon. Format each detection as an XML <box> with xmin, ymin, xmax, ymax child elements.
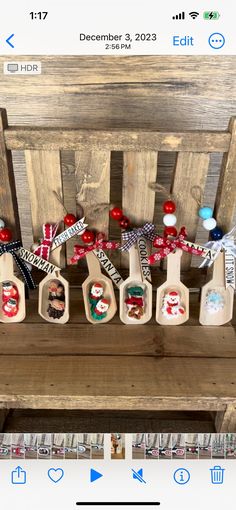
<box><xmin>173</xmin><ymin>468</ymin><xmax>190</xmax><ymax>485</ymax></box>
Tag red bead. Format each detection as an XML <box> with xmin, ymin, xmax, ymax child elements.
<box><xmin>0</xmin><ymin>228</ymin><xmax>12</xmax><ymax>242</ymax></box>
<box><xmin>164</xmin><ymin>226</ymin><xmax>177</xmax><ymax>237</ymax></box>
<box><xmin>64</xmin><ymin>213</ymin><xmax>77</xmax><ymax>226</ymax></box>
<box><xmin>81</xmin><ymin>230</ymin><xmax>95</xmax><ymax>244</ymax></box>
<box><xmin>119</xmin><ymin>216</ymin><xmax>130</xmax><ymax>229</ymax></box>
<box><xmin>110</xmin><ymin>207</ymin><xmax>123</xmax><ymax>221</ymax></box>
<box><xmin>163</xmin><ymin>200</ymin><xmax>176</xmax><ymax>214</ymax></box>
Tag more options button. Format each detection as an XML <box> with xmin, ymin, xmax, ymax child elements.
<box><xmin>4</xmin><ymin>61</ymin><xmax>41</xmax><ymax>74</ymax></box>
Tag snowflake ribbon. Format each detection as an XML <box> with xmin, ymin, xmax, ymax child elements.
<box><xmin>199</xmin><ymin>225</ymin><xmax>236</xmax><ymax>268</ymax></box>
<box><xmin>120</xmin><ymin>223</ymin><xmax>156</xmax><ymax>251</ymax></box>
<box><xmin>70</xmin><ymin>233</ymin><xmax>120</xmax><ymax>264</ymax></box>
<box><xmin>148</xmin><ymin>227</ymin><xmax>206</xmax><ymax>265</ymax></box>
<box><xmin>0</xmin><ymin>241</ymin><xmax>36</xmax><ymax>289</ymax></box>
<box><xmin>33</xmin><ymin>223</ymin><xmax>59</xmax><ymax>261</ymax></box>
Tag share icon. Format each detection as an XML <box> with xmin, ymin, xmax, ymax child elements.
<box><xmin>131</xmin><ymin>468</ymin><xmax>146</xmax><ymax>484</ymax></box>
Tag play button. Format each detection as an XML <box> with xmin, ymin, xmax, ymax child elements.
<box><xmin>90</xmin><ymin>469</ymin><xmax>103</xmax><ymax>483</ymax></box>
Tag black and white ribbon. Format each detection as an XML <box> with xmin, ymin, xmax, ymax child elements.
<box><xmin>120</xmin><ymin>223</ymin><xmax>156</xmax><ymax>251</ymax></box>
<box><xmin>0</xmin><ymin>241</ymin><xmax>36</xmax><ymax>290</ymax></box>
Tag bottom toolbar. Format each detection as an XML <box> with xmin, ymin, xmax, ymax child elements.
<box><xmin>0</xmin><ymin>459</ymin><xmax>235</xmax><ymax>510</ymax></box>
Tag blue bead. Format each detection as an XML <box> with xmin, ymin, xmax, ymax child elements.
<box><xmin>210</xmin><ymin>227</ymin><xmax>224</xmax><ymax>241</ymax></box>
<box><xmin>198</xmin><ymin>206</ymin><xmax>213</xmax><ymax>220</ymax></box>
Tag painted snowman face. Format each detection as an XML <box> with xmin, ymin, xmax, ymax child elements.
<box><xmin>166</xmin><ymin>292</ymin><xmax>180</xmax><ymax>306</ymax></box>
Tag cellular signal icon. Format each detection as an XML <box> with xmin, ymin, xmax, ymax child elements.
<box><xmin>172</xmin><ymin>11</ymin><xmax>185</xmax><ymax>20</ymax></box>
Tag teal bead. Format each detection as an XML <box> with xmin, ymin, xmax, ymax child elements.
<box><xmin>198</xmin><ymin>206</ymin><xmax>213</xmax><ymax>220</ymax></box>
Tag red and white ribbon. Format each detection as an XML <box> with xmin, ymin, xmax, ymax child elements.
<box><xmin>148</xmin><ymin>227</ymin><xmax>208</xmax><ymax>265</ymax></box>
<box><xmin>33</xmin><ymin>223</ymin><xmax>59</xmax><ymax>261</ymax></box>
<box><xmin>70</xmin><ymin>233</ymin><xmax>120</xmax><ymax>264</ymax></box>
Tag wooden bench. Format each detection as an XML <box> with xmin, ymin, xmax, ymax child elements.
<box><xmin>0</xmin><ymin>108</ymin><xmax>236</xmax><ymax>433</ymax></box>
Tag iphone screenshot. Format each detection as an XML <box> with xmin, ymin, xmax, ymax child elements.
<box><xmin>0</xmin><ymin>0</ymin><xmax>235</xmax><ymax>508</ymax></box>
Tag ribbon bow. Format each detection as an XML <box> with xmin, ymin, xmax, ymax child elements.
<box><xmin>70</xmin><ymin>233</ymin><xmax>120</xmax><ymax>264</ymax></box>
<box><xmin>120</xmin><ymin>223</ymin><xmax>156</xmax><ymax>251</ymax></box>
<box><xmin>33</xmin><ymin>223</ymin><xmax>59</xmax><ymax>261</ymax></box>
<box><xmin>0</xmin><ymin>241</ymin><xmax>36</xmax><ymax>289</ymax></box>
<box><xmin>148</xmin><ymin>227</ymin><xmax>206</xmax><ymax>265</ymax></box>
<box><xmin>199</xmin><ymin>225</ymin><xmax>236</xmax><ymax>268</ymax></box>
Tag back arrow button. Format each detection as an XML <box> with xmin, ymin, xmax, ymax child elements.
<box><xmin>6</xmin><ymin>34</ymin><xmax>15</xmax><ymax>48</ymax></box>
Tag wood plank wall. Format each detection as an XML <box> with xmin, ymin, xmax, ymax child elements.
<box><xmin>0</xmin><ymin>56</ymin><xmax>236</xmax><ymax>260</ymax></box>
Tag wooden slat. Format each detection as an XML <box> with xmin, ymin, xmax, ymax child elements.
<box><xmin>215</xmin><ymin>117</ymin><xmax>236</xmax><ymax>230</ymax></box>
<box><xmin>25</xmin><ymin>150</ymin><xmax>64</xmax><ymax>266</ymax></box>
<box><xmin>0</xmin><ymin>109</ymin><xmax>20</xmax><ymax>236</ymax></box>
<box><xmin>75</xmin><ymin>151</ymin><xmax>111</xmax><ymax>235</ymax></box>
<box><xmin>0</xmin><ymin>324</ymin><xmax>235</xmax><ymax>357</ymax></box>
<box><xmin>0</xmin><ymin>356</ymin><xmax>236</xmax><ymax>410</ymax></box>
<box><xmin>4</xmin><ymin>128</ymin><xmax>230</xmax><ymax>153</ymax></box>
<box><xmin>122</xmin><ymin>151</ymin><xmax>158</xmax><ymax>266</ymax></box>
<box><xmin>171</xmin><ymin>152</ymin><xmax>210</xmax><ymax>270</ymax></box>
<box><xmin>4</xmin><ymin>410</ymin><xmax>215</xmax><ymax>433</ymax></box>
<box><xmin>215</xmin><ymin>404</ymin><xmax>236</xmax><ymax>432</ymax></box>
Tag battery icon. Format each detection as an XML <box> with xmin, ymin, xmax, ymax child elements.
<box><xmin>203</xmin><ymin>11</ymin><xmax>220</xmax><ymax>20</ymax></box>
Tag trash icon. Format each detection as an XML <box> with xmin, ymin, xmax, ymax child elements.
<box><xmin>210</xmin><ymin>466</ymin><xmax>225</xmax><ymax>484</ymax></box>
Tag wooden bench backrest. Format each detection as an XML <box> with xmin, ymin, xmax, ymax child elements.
<box><xmin>1</xmin><ymin>108</ymin><xmax>236</xmax><ymax>271</ymax></box>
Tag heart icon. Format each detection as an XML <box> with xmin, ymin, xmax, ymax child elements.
<box><xmin>48</xmin><ymin>468</ymin><xmax>64</xmax><ymax>483</ymax></box>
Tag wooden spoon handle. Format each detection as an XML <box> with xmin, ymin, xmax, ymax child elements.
<box><xmin>0</xmin><ymin>252</ymin><xmax>15</xmax><ymax>280</ymax></box>
<box><xmin>86</xmin><ymin>251</ymin><xmax>102</xmax><ymax>277</ymax></box>
<box><xmin>129</xmin><ymin>244</ymin><xmax>142</xmax><ymax>280</ymax></box>
<box><xmin>212</xmin><ymin>251</ymin><xmax>225</xmax><ymax>286</ymax></box>
<box><xmin>166</xmin><ymin>249</ymin><xmax>182</xmax><ymax>283</ymax></box>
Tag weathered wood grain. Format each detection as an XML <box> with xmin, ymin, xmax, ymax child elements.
<box><xmin>25</xmin><ymin>150</ymin><xmax>64</xmax><ymax>266</ymax></box>
<box><xmin>5</xmin><ymin>128</ymin><xmax>230</xmax><ymax>152</ymax></box>
<box><xmin>215</xmin><ymin>404</ymin><xmax>236</xmax><ymax>432</ymax></box>
<box><xmin>3</xmin><ymin>409</ymin><xmax>216</xmax><ymax>433</ymax></box>
<box><xmin>215</xmin><ymin>117</ymin><xmax>236</xmax><ymax>230</ymax></box>
<box><xmin>122</xmin><ymin>151</ymin><xmax>157</xmax><ymax>266</ymax></box>
<box><xmin>75</xmin><ymin>151</ymin><xmax>111</xmax><ymax>235</ymax></box>
<box><xmin>0</xmin><ymin>109</ymin><xmax>20</xmax><ymax>236</ymax></box>
<box><xmin>0</xmin><ymin>56</ymin><xmax>235</xmax><ymax>100</ymax></box>
<box><xmin>0</xmin><ymin>356</ymin><xmax>236</xmax><ymax>410</ymax></box>
<box><xmin>171</xmin><ymin>152</ymin><xmax>210</xmax><ymax>270</ymax></box>
<box><xmin>0</xmin><ymin>324</ymin><xmax>235</xmax><ymax>357</ymax></box>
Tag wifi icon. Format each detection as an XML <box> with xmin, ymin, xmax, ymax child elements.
<box><xmin>189</xmin><ymin>11</ymin><xmax>199</xmax><ymax>19</ymax></box>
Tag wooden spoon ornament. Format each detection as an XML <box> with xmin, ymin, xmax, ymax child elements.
<box><xmin>199</xmin><ymin>251</ymin><xmax>234</xmax><ymax>326</ymax></box>
<box><xmin>119</xmin><ymin>243</ymin><xmax>152</xmax><ymax>325</ymax></box>
<box><xmin>0</xmin><ymin>223</ymin><xmax>36</xmax><ymax>323</ymax></box>
<box><xmin>82</xmin><ymin>251</ymin><xmax>117</xmax><ymax>324</ymax></box>
<box><xmin>156</xmin><ymin>248</ymin><xmax>189</xmax><ymax>325</ymax></box>
<box><xmin>0</xmin><ymin>251</ymin><xmax>26</xmax><ymax>323</ymax></box>
<box><xmin>38</xmin><ymin>267</ymin><xmax>69</xmax><ymax>324</ymax></box>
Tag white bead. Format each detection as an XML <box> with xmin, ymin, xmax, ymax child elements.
<box><xmin>163</xmin><ymin>214</ymin><xmax>177</xmax><ymax>227</ymax></box>
<box><xmin>203</xmin><ymin>218</ymin><xmax>217</xmax><ymax>231</ymax></box>
<box><xmin>31</xmin><ymin>243</ymin><xmax>39</xmax><ymax>252</ymax></box>
<box><xmin>25</xmin><ymin>262</ymin><xmax>32</xmax><ymax>272</ymax></box>
<box><xmin>0</xmin><ymin>219</ymin><xmax>5</xmax><ymax>229</ymax></box>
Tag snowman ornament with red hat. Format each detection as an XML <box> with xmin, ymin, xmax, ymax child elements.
<box><xmin>162</xmin><ymin>290</ymin><xmax>185</xmax><ymax>319</ymax></box>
